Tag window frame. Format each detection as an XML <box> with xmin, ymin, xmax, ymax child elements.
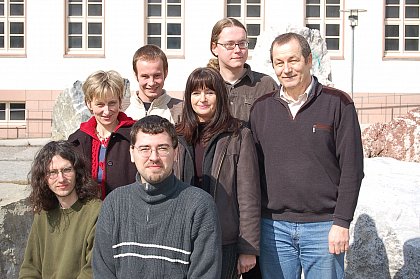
<box><xmin>225</xmin><ymin>0</ymin><xmax>265</xmax><ymax>55</ymax></box>
<box><xmin>0</xmin><ymin>102</ymin><xmax>26</xmax><ymax>123</ymax></box>
<box><xmin>384</xmin><ymin>0</ymin><xmax>420</xmax><ymax>59</ymax></box>
<box><xmin>305</xmin><ymin>0</ymin><xmax>345</xmax><ymax>59</ymax></box>
<box><xmin>0</xmin><ymin>0</ymin><xmax>26</xmax><ymax>57</ymax></box>
<box><xmin>64</xmin><ymin>0</ymin><xmax>105</xmax><ymax>57</ymax></box>
<box><xmin>145</xmin><ymin>0</ymin><xmax>184</xmax><ymax>58</ymax></box>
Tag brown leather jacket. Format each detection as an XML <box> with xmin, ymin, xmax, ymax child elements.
<box><xmin>174</xmin><ymin>126</ymin><xmax>261</xmax><ymax>255</ymax></box>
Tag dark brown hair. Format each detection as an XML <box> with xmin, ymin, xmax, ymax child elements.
<box><xmin>176</xmin><ymin>67</ymin><xmax>241</xmax><ymax>145</ymax></box>
<box><xmin>270</xmin><ymin>32</ymin><xmax>312</xmax><ymax>63</ymax></box>
<box><xmin>28</xmin><ymin>140</ymin><xmax>99</xmax><ymax>213</ymax></box>
<box><xmin>132</xmin><ymin>44</ymin><xmax>168</xmax><ymax>78</ymax></box>
<box><xmin>130</xmin><ymin>115</ymin><xmax>178</xmax><ymax>148</ymax></box>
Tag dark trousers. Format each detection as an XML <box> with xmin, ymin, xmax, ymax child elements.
<box><xmin>222</xmin><ymin>244</ymin><xmax>239</xmax><ymax>279</ymax></box>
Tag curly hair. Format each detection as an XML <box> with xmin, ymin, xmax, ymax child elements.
<box><xmin>28</xmin><ymin>140</ymin><xmax>100</xmax><ymax>213</ymax></box>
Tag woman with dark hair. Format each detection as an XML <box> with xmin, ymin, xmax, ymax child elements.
<box><xmin>20</xmin><ymin>140</ymin><xmax>101</xmax><ymax>278</ymax></box>
<box><xmin>175</xmin><ymin>67</ymin><xmax>260</xmax><ymax>279</ymax></box>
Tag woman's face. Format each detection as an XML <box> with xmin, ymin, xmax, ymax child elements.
<box><xmin>87</xmin><ymin>95</ymin><xmax>120</xmax><ymax>128</ymax></box>
<box><xmin>190</xmin><ymin>87</ymin><xmax>217</xmax><ymax>123</ymax></box>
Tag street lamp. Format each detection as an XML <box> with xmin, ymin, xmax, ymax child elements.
<box><xmin>341</xmin><ymin>9</ymin><xmax>366</xmax><ymax>100</ymax></box>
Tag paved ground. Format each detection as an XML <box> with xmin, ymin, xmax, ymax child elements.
<box><xmin>0</xmin><ymin>138</ymin><xmax>50</xmax><ymax>184</ymax></box>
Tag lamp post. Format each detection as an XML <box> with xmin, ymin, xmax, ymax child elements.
<box><xmin>341</xmin><ymin>9</ymin><xmax>366</xmax><ymax>100</ymax></box>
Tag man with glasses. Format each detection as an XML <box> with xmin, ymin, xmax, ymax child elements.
<box><xmin>209</xmin><ymin>17</ymin><xmax>278</xmax><ymax>123</ymax></box>
<box><xmin>93</xmin><ymin>115</ymin><xmax>222</xmax><ymax>278</ymax></box>
<box><xmin>19</xmin><ymin>140</ymin><xmax>101</xmax><ymax>279</ymax></box>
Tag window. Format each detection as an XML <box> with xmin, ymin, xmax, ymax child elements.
<box><xmin>384</xmin><ymin>0</ymin><xmax>420</xmax><ymax>58</ymax></box>
<box><xmin>65</xmin><ymin>0</ymin><xmax>104</xmax><ymax>56</ymax></box>
<box><xmin>146</xmin><ymin>0</ymin><xmax>184</xmax><ymax>56</ymax></box>
<box><xmin>0</xmin><ymin>0</ymin><xmax>25</xmax><ymax>56</ymax></box>
<box><xmin>305</xmin><ymin>0</ymin><xmax>343</xmax><ymax>57</ymax></box>
<box><xmin>226</xmin><ymin>0</ymin><xmax>264</xmax><ymax>50</ymax></box>
<box><xmin>0</xmin><ymin>102</ymin><xmax>25</xmax><ymax>121</ymax></box>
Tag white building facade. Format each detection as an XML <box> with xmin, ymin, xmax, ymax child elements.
<box><xmin>0</xmin><ymin>0</ymin><xmax>419</xmax><ymax>137</ymax></box>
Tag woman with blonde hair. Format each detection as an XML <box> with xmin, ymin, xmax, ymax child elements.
<box><xmin>68</xmin><ymin>70</ymin><xmax>137</xmax><ymax>199</ymax></box>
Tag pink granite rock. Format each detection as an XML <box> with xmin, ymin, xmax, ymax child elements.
<box><xmin>362</xmin><ymin>108</ymin><xmax>420</xmax><ymax>162</ymax></box>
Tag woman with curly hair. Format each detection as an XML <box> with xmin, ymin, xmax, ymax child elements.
<box><xmin>19</xmin><ymin>140</ymin><xmax>101</xmax><ymax>279</ymax></box>
<box><xmin>174</xmin><ymin>67</ymin><xmax>261</xmax><ymax>279</ymax></box>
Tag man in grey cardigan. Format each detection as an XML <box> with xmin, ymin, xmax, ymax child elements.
<box><xmin>93</xmin><ymin>115</ymin><xmax>221</xmax><ymax>278</ymax></box>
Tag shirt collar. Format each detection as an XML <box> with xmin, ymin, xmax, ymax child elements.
<box><xmin>280</xmin><ymin>76</ymin><xmax>314</xmax><ymax>104</ymax></box>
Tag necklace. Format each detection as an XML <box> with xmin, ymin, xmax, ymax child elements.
<box><xmin>96</xmin><ymin>130</ymin><xmax>110</xmax><ymax>141</ymax></box>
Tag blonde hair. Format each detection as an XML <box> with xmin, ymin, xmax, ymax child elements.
<box><xmin>83</xmin><ymin>70</ymin><xmax>125</xmax><ymax>108</ymax></box>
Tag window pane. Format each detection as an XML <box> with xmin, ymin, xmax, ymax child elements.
<box><xmin>247</xmin><ymin>5</ymin><xmax>260</xmax><ymax>17</ymax></box>
<box><xmin>326</xmin><ymin>38</ymin><xmax>339</xmax><ymax>50</ymax></box>
<box><xmin>88</xmin><ymin>22</ymin><xmax>102</xmax><ymax>34</ymax></box>
<box><xmin>148</xmin><ymin>0</ymin><xmax>161</xmax><ymax>3</ymax></box>
<box><xmin>88</xmin><ymin>36</ymin><xmax>102</xmax><ymax>48</ymax></box>
<box><xmin>385</xmin><ymin>39</ymin><xmax>399</xmax><ymax>50</ymax></box>
<box><xmin>227</xmin><ymin>0</ymin><xmax>241</xmax><ymax>3</ymax></box>
<box><xmin>148</xmin><ymin>23</ymin><xmax>161</xmax><ymax>35</ymax></box>
<box><xmin>0</xmin><ymin>4</ymin><xmax>4</xmax><ymax>16</ymax></box>
<box><xmin>306</xmin><ymin>23</ymin><xmax>320</xmax><ymax>30</ymax></box>
<box><xmin>167</xmin><ymin>23</ymin><xmax>181</xmax><ymax>35</ymax></box>
<box><xmin>326</xmin><ymin>6</ymin><xmax>340</xmax><ymax>17</ymax></box>
<box><xmin>385</xmin><ymin>25</ymin><xmax>399</xmax><ymax>37</ymax></box>
<box><xmin>405</xmin><ymin>25</ymin><xmax>419</xmax><ymax>37</ymax></box>
<box><xmin>326</xmin><ymin>0</ymin><xmax>340</xmax><ymax>3</ymax></box>
<box><xmin>10</xmin><ymin>36</ymin><xmax>23</xmax><ymax>48</ymax></box>
<box><xmin>10</xmin><ymin>4</ymin><xmax>24</xmax><ymax>16</ymax></box>
<box><xmin>10</xmin><ymin>103</ymin><xmax>25</xmax><ymax>120</ymax></box>
<box><xmin>326</xmin><ymin>24</ymin><xmax>339</xmax><ymax>36</ymax></box>
<box><xmin>69</xmin><ymin>22</ymin><xmax>82</xmax><ymax>34</ymax></box>
<box><xmin>167</xmin><ymin>0</ymin><xmax>180</xmax><ymax>3</ymax></box>
<box><xmin>247</xmin><ymin>24</ymin><xmax>260</xmax><ymax>36</ymax></box>
<box><xmin>247</xmin><ymin>0</ymin><xmax>261</xmax><ymax>3</ymax></box>
<box><xmin>306</xmin><ymin>6</ymin><xmax>320</xmax><ymax>17</ymax></box>
<box><xmin>405</xmin><ymin>7</ymin><xmax>419</xmax><ymax>18</ymax></box>
<box><xmin>167</xmin><ymin>37</ymin><xmax>180</xmax><ymax>49</ymax></box>
<box><xmin>227</xmin><ymin>5</ymin><xmax>241</xmax><ymax>17</ymax></box>
<box><xmin>406</xmin><ymin>0</ymin><xmax>419</xmax><ymax>4</ymax></box>
<box><xmin>167</xmin><ymin>5</ymin><xmax>181</xmax><ymax>17</ymax></box>
<box><xmin>385</xmin><ymin>6</ymin><xmax>399</xmax><ymax>18</ymax></box>
<box><xmin>88</xmin><ymin>4</ymin><xmax>102</xmax><ymax>16</ymax></box>
<box><xmin>69</xmin><ymin>36</ymin><xmax>82</xmax><ymax>48</ymax></box>
<box><xmin>405</xmin><ymin>39</ymin><xmax>419</xmax><ymax>50</ymax></box>
<box><xmin>248</xmin><ymin>37</ymin><xmax>257</xmax><ymax>49</ymax></box>
<box><xmin>0</xmin><ymin>37</ymin><xmax>4</xmax><ymax>48</ymax></box>
<box><xmin>386</xmin><ymin>0</ymin><xmax>399</xmax><ymax>4</ymax></box>
<box><xmin>10</xmin><ymin>22</ymin><xmax>23</xmax><ymax>34</ymax></box>
<box><xmin>0</xmin><ymin>22</ymin><xmax>4</xmax><ymax>34</ymax></box>
<box><xmin>69</xmin><ymin>4</ymin><xmax>82</xmax><ymax>16</ymax></box>
<box><xmin>147</xmin><ymin>37</ymin><xmax>161</xmax><ymax>47</ymax></box>
<box><xmin>148</xmin><ymin>5</ymin><xmax>161</xmax><ymax>16</ymax></box>
<box><xmin>306</xmin><ymin>0</ymin><xmax>320</xmax><ymax>4</ymax></box>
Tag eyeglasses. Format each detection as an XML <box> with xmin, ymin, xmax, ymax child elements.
<box><xmin>132</xmin><ymin>145</ymin><xmax>171</xmax><ymax>158</ymax></box>
<box><xmin>217</xmin><ymin>41</ymin><xmax>249</xmax><ymax>50</ymax></box>
<box><xmin>47</xmin><ymin>167</ymin><xmax>74</xmax><ymax>179</ymax></box>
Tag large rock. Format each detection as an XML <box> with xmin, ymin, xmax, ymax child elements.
<box><xmin>250</xmin><ymin>25</ymin><xmax>333</xmax><ymax>87</ymax></box>
<box><xmin>362</xmin><ymin>108</ymin><xmax>420</xmax><ymax>162</ymax></box>
<box><xmin>0</xmin><ymin>184</ymin><xmax>32</xmax><ymax>279</ymax></box>
<box><xmin>346</xmin><ymin>157</ymin><xmax>420</xmax><ymax>278</ymax></box>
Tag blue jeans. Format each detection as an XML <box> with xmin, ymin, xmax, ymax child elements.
<box><xmin>260</xmin><ymin>218</ymin><xmax>344</xmax><ymax>279</ymax></box>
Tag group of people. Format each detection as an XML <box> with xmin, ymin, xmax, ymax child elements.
<box><xmin>18</xmin><ymin>17</ymin><xmax>364</xmax><ymax>279</ymax></box>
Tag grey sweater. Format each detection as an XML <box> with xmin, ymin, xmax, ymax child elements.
<box><xmin>93</xmin><ymin>173</ymin><xmax>222</xmax><ymax>279</ymax></box>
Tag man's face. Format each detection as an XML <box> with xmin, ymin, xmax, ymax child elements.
<box><xmin>46</xmin><ymin>155</ymin><xmax>77</xmax><ymax>202</ymax></box>
<box><xmin>135</xmin><ymin>58</ymin><xmax>166</xmax><ymax>103</ymax></box>
<box><xmin>130</xmin><ymin>131</ymin><xmax>175</xmax><ymax>184</ymax></box>
<box><xmin>271</xmin><ymin>39</ymin><xmax>312</xmax><ymax>94</ymax></box>
<box><xmin>211</xmin><ymin>26</ymin><xmax>248</xmax><ymax>71</ymax></box>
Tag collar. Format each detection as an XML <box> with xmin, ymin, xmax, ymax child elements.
<box><xmin>79</xmin><ymin>112</ymin><xmax>135</xmax><ymax>138</ymax></box>
<box><xmin>135</xmin><ymin>173</ymin><xmax>178</xmax><ymax>204</ymax></box>
<box><xmin>131</xmin><ymin>90</ymin><xmax>172</xmax><ymax>108</ymax></box>
<box><xmin>280</xmin><ymin>76</ymin><xmax>314</xmax><ymax>104</ymax></box>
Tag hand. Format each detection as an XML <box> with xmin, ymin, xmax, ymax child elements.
<box><xmin>237</xmin><ymin>254</ymin><xmax>256</xmax><ymax>275</ymax></box>
<box><xmin>328</xmin><ymin>225</ymin><xmax>350</xmax><ymax>254</ymax></box>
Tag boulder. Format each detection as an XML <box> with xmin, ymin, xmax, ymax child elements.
<box><xmin>346</xmin><ymin>157</ymin><xmax>420</xmax><ymax>278</ymax></box>
<box><xmin>362</xmin><ymin>108</ymin><xmax>420</xmax><ymax>162</ymax></box>
<box><xmin>0</xmin><ymin>184</ymin><xmax>32</xmax><ymax>279</ymax></box>
<box><xmin>250</xmin><ymin>25</ymin><xmax>333</xmax><ymax>87</ymax></box>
